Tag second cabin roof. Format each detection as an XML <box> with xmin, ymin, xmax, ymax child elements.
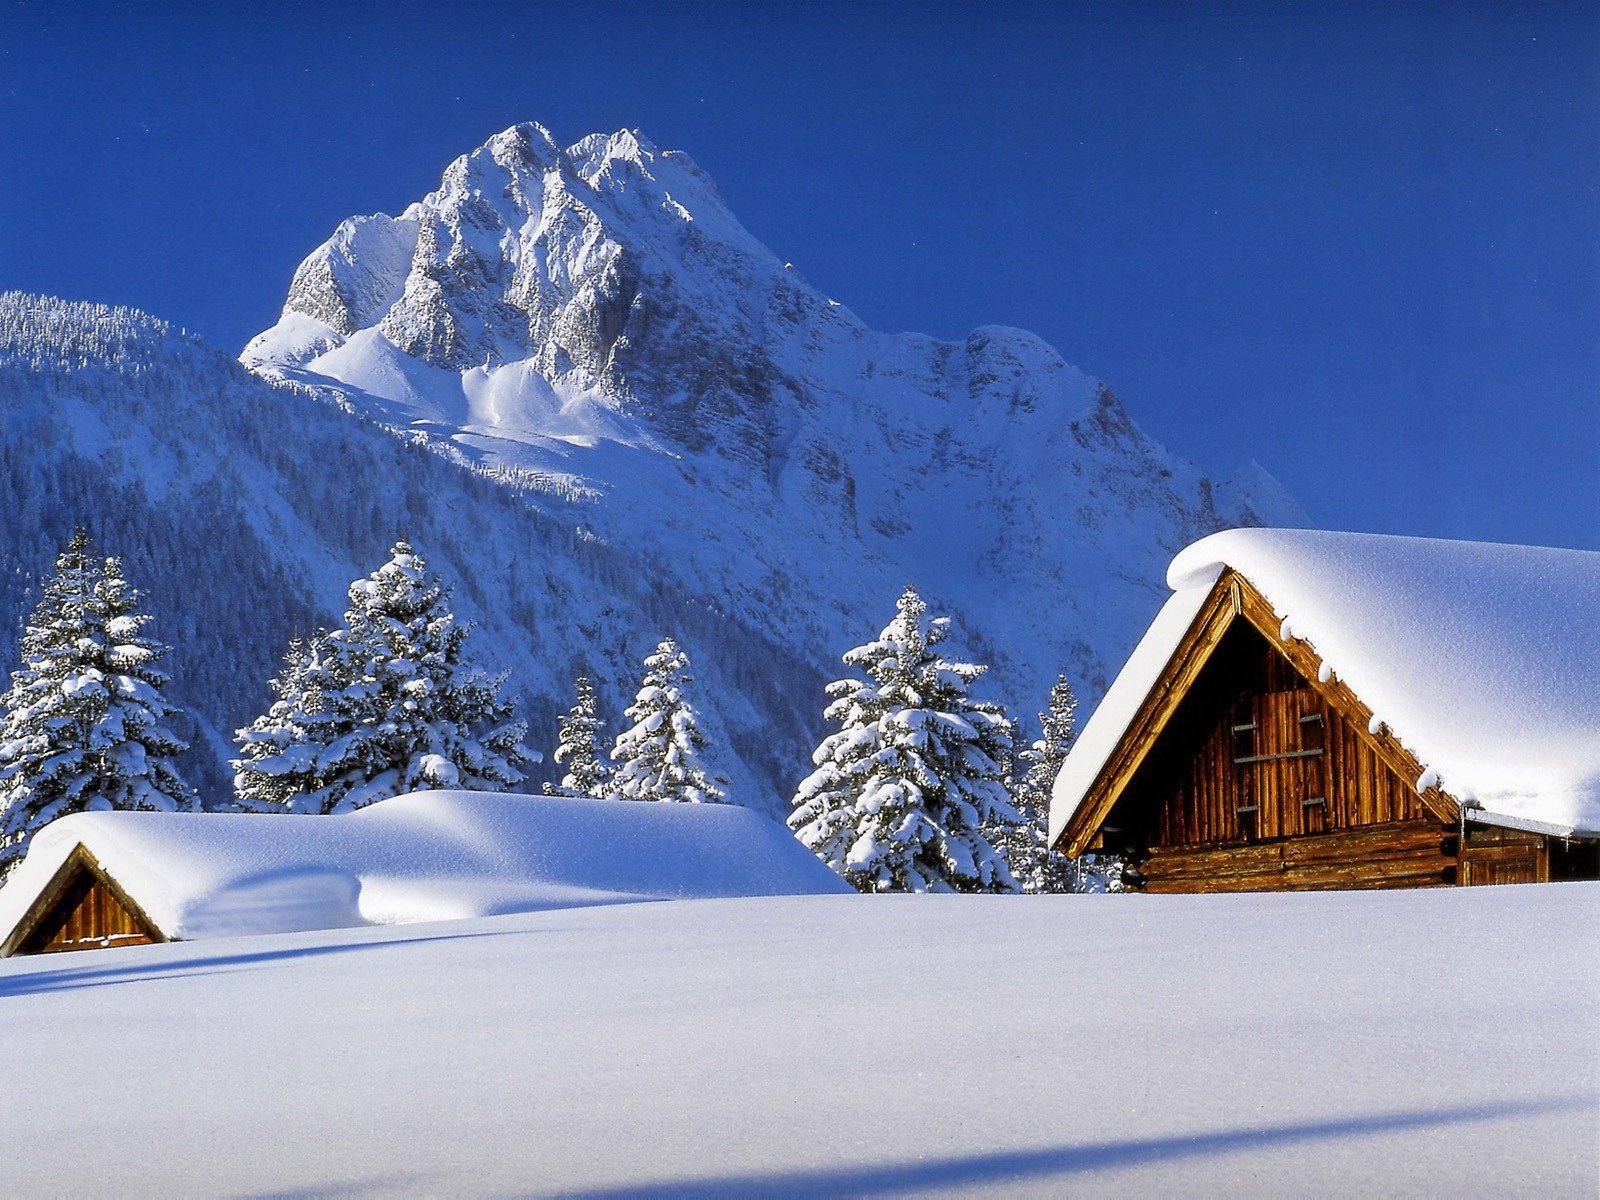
<box><xmin>0</xmin><ymin>791</ymin><xmax>851</xmax><ymax>947</ymax></box>
<box><xmin>1051</xmin><ymin>528</ymin><xmax>1600</xmax><ymax>844</ymax></box>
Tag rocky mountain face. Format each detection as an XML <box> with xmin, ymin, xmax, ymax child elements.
<box><xmin>245</xmin><ymin>124</ymin><xmax>1296</xmax><ymax>741</ymax></box>
<box><xmin>0</xmin><ymin>293</ymin><xmax>824</xmax><ymax>809</ymax></box>
<box><xmin>0</xmin><ymin>123</ymin><xmax>1297</xmax><ymax>814</ymax></box>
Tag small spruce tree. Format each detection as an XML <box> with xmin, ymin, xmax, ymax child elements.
<box><xmin>0</xmin><ymin>531</ymin><xmax>193</xmax><ymax>876</ymax></box>
<box><xmin>545</xmin><ymin>674</ymin><xmax>611</xmax><ymax>798</ymax></box>
<box><xmin>999</xmin><ymin>674</ymin><xmax>1081</xmax><ymax>893</ymax></box>
<box><xmin>232</xmin><ymin>541</ymin><xmax>535</xmax><ymax>813</ymax></box>
<box><xmin>610</xmin><ymin>639</ymin><xmax>726</xmax><ymax>803</ymax></box>
<box><xmin>789</xmin><ymin>585</ymin><xmax>1020</xmax><ymax>893</ymax></box>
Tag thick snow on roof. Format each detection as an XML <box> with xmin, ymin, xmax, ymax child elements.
<box><xmin>0</xmin><ymin>791</ymin><xmax>849</xmax><ymax>942</ymax></box>
<box><xmin>1053</xmin><ymin>528</ymin><xmax>1600</xmax><ymax>844</ymax></box>
<box><xmin>1049</xmin><ymin>582</ymin><xmax>1217</xmax><ymax>846</ymax></box>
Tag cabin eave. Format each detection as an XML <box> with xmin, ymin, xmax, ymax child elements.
<box><xmin>1057</xmin><ymin>569</ymin><xmax>1465</xmax><ymax>860</ymax></box>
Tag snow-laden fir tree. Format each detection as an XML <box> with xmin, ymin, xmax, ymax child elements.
<box><xmin>997</xmin><ymin>674</ymin><xmax>1081</xmax><ymax>893</ymax></box>
<box><xmin>0</xmin><ymin>530</ymin><xmax>192</xmax><ymax>877</ymax></box>
<box><xmin>789</xmin><ymin>585</ymin><xmax>1020</xmax><ymax>893</ymax></box>
<box><xmin>610</xmin><ymin>639</ymin><xmax>726</xmax><ymax>803</ymax></box>
<box><xmin>544</xmin><ymin>674</ymin><xmax>611</xmax><ymax>798</ymax></box>
<box><xmin>232</xmin><ymin>541</ymin><xmax>535</xmax><ymax>813</ymax></box>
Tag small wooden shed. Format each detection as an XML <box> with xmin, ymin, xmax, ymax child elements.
<box><xmin>1051</xmin><ymin>529</ymin><xmax>1600</xmax><ymax>892</ymax></box>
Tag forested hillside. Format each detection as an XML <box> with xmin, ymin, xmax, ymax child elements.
<box><xmin>0</xmin><ymin>293</ymin><xmax>823</xmax><ymax>806</ymax></box>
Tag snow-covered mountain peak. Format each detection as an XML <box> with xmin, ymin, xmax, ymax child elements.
<box><xmin>566</xmin><ymin>126</ymin><xmax>656</xmax><ymax>175</ymax></box>
<box><xmin>252</xmin><ymin>121</ymin><xmax>786</xmax><ymax>380</ymax></box>
<box><xmin>243</xmin><ymin>123</ymin><xmax>1301</xmax><ymax>799</ymax></box>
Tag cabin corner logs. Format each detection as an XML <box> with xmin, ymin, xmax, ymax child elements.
<box><xmin>1056</xmin><ymin>570</ymin><xmax>1600</xmax><ymax>893</ymax></box>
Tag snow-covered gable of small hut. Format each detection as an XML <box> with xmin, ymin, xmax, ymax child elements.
<box><xmin>0</xmin><ymin>791</ymin><xmax>851</xmax><ymax>943</ymax></box>
<box><xmin>1052</xmin><ymin>528</ymin><xmax>1600</xmax><ymax>844</ymax></box>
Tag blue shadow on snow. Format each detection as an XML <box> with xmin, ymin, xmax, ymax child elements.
<box><xmin>569</xmin><ymin>1093</ymin><xmax>1595</xmax><ymax>1198</ymax></box>
<box><xmin>0</xmin><ymin>926</ymin><xmax>523</xmax><ymax>998</ymax></box>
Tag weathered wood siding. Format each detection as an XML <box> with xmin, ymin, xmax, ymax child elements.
<box><xmin>1103</xmin><ymin>618</ymin><xmax>1466</xmax><ymax>892</ymax></box>
<box><xmin>1133</xmin><ymin>624</ymin><xmax>1428</xmax><ymax>850</ymax></box>
<box><xmin>1458</xmin><ymin>826</ymin><xmax>1548</xmax><ymax>887</ymax></box>
<box><xmin>1142</xmin><ymin>822</ymin><xmax>1457</xmax><ymax>892</ymax></box>
<box><xmin>17</xmin><ymin>866</ymin><xmax>158</xmax><ymax>954</ymax></box>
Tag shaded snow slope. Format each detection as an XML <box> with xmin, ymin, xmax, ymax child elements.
<box><xmin>245</xmin><ymin>122</ymin><xmax>1301</xmax><ymax>771</ymax></box>
<box><xmin>0</xmin><ymin>885</ymin><xmax>1592</xmax><ymax>1194</ymax></box>
<box><xmin>0</xmin><ymin>791</ymin><xmax>848</xmax><ymax>942</ymax></box>
<box><xmin>1052</xmin><ymin>528</ymin><xmax>1600</xmax><ymax>842</ymax></box>
<box><xmin>0</xmin><ymin>293</ymin><xmax>828</xmax><ymax>809</ymax></box>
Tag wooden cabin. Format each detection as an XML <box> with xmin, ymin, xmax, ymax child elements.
<box><xmin>0</xmin><ymin>846</ymin><xmax>165</xmax><ymax>956</ymax></box>
<box><xmin>1051</xmin><ymin>529</ymin><xmax>1600</xmax><ymax>893</ymax></box>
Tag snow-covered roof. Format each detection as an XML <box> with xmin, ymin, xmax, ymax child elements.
<box><xmin>0</xmin><ymin>791</ymin><xmax>850</xmax><ymax>944</ymax></box>
<box><xmin>1052</xmin><ymin>528</ymin><xmax>1600</xmax><ymax>844</ymax></box>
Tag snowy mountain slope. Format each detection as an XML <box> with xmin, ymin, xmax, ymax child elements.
<box><xmin>246</xmin><ymin>122</ymin><xmax>1300</xmax><ymax>738</ymax></box>
<box><xmin>0</xmin><ymin>293</ymin><xmax>826</xmax><ymax>807</ymax></box>
<box><xmin>1</xmin><ymin>131</ymin><xmax>1297</xmax><ymax>813</ymax></box>
<box><xmin>0</xmin><ymin>885</ymin><xmax>1592</xmax><ymax>1194</ymax></box>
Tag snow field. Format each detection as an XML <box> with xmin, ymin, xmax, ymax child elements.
<box><xmin>0</xmin><ymin>882</ymin><xmax>1592</xmax><ymax>1196</ymax></box>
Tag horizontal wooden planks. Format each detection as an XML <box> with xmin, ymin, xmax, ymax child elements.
<box><xmin>1140</xmin><ymin>821</ymin><xmax>1456</xmax><ymax>893</ymax></box>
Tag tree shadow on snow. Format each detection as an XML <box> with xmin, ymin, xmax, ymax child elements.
<box><xmin>572</xmin><ymin>1094</ymin><xmax>1595</xmax><ymax>1198</ymax></box>
<box><xmin>0</xmin><ymin>927</ymin><xmax>525</xmax><ymax>998</ymax></box>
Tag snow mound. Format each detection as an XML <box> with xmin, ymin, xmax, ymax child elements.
<box><xmin>1053</xmin><ymin>528</ymin><xmax>1600</xmax><ymax>844</ymax></box>
<box><xmin>0</xmin><ymin>791</ymin><xmax>850</xmax><ymax>942</ymax></box>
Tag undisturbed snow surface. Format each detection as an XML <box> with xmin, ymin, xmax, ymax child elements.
<box><xmin>0</xmin><ymin>884</ymin><xmax>1594</xmax><ymax>1196</ymax></box>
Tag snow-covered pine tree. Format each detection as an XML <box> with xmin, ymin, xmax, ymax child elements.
<box><xmin>789</xmin><ymin>585</ymin><xmax>1021</xmax><ymax>893</ymax></box>
<box><xmin>998</xmin><ymin>674</ymin><xmax>1080</xmax><ymax>893</ymax></box>
<box><xmin>0</xmin><ymin>531</ymin><xmax>193</xmax><ymax>876</ymax></box>
<box><xmin>228</xmin><ymin>633</ymin><xmax>339</xmax><ymax>811</ymax></box>
<box><xmin>610</xmin><ymin>639</ymin><xmax>726</xmax><ymax>803</ymax></box>
<box><xmin>232</xmin><ymin>541</ymin><xmax>536</xmax><ymax>813</ymax></box>
<box><xmin>544</xmin><ymin>674</ymin><xmax>611</xmax><ymax>798</ymax></box>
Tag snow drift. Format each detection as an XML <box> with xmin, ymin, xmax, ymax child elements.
<box><xmin>0</xmin><ymin>791</ymin><xmax>849</xmax><ymax>942</ymax></box>
<box><xmin>0</xmin><ymin>885</ymin><xmax>1592</xmax><ymax>1194</ymax></box>
<box><xmin>1052</xmin><ymin>528</ymin><xmax>1600</xmax><ymax>843</ymax></box>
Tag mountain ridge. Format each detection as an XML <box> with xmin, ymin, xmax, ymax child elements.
<box><xmin>0</xmin><ymin>122</ymin><xmax>1299</xmax><ymax>812</ymax></box>
<box><xmin>0</xmin><ymin>291</ymin><xmax>823</xmax><ymax>809</ymax></box>
<box><xmin>243</xmin><ymin>121</ymin><xmax>1299</xmax><ymax>717</ymax></box>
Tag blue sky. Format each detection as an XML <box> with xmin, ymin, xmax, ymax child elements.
<box><xmin>3</xmin><ymin>1</ymin><xmax>1595</xmax><ymax>549</ymax></box>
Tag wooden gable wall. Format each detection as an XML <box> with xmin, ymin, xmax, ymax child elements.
<box><xmin>1101</xmin><ymin>619</ymin><xmax>1460</xmax><ymax>891</ymax></box>
<box><xmin>1130</xmin><ymin>622</ymin><xmax>1430</xmax><ymax>848</ymax></box>
<box><xmin>3</xmin><ymin>847</ymin><xmax>164</xmax><ymax>956</ymax></box>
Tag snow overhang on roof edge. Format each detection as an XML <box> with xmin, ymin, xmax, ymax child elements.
<box><xmin>1053</xmin><ymin>527</ymin><xmax>1600</xmax><ymax>848</ymax></box>
<box><xmin>1463</xmin><ymin>808</ymin><xmax>1595</xmax><ymax>841</ymax></box>
<box><xmin>1047</xmin><ymin>567</ymin><xmax>1222</xmax><ymax>847</ymax></box>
